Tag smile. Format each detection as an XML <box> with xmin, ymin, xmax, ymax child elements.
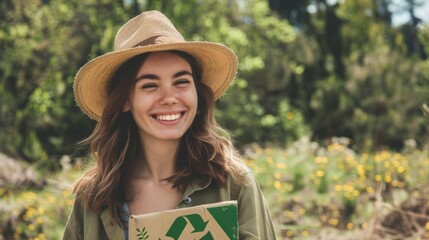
<box><xmin>155</xmin><ymin>113</ymin><xmax>182</xmax><ymax>121</ymax></box>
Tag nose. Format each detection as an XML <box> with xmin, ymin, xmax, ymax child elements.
<box><xmin>159</xmin><ymin>86</ymin><xmax>178</xmax><ymax>105</ymax></box>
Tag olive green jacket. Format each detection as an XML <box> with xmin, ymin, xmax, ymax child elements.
<box><xmin>63</xmin><ymin>169</ymin><xmax>277</xmax><ymax>239</ymax></box>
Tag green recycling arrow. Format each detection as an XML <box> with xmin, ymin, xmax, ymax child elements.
<box><xmin>165</xmin><ymin>214</ymin><xmax>209</xmax><ymax>239</ymax></box>
<box><xmin>207</xmin><ymin>206</ymin><xmax>238</xmax><ymax>239</ymax></box>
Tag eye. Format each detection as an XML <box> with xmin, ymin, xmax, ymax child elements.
<box><xmin>175</xmin><ymin>79</ymin><xmax>191</xmax><ymax>87</ymax></box>
<box><xmin>140</xmin><ymin>83</ymin><xmax>158</xmax><ymax>90</ymax></box>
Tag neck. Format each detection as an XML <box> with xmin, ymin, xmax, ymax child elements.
<box><xmin>135</xmin><ymin>138</ymin><xmax>181</xmax><ymax>182</ymax></box>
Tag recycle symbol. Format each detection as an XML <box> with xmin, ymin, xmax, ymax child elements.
<box><xmin>165</xmin><ymin>205</ymin><xmax>238</xmax><ymax>240</ymax></box>
<box><xmin>165</xmin><ymin>214</ymin><xmax>213</xmax><ymax>240</ymax></box>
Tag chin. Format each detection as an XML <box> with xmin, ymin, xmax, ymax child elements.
<box><xmin>156</xmin><ymin>134</ymin><xmax>186</xmax><ymax>140</ymax></box>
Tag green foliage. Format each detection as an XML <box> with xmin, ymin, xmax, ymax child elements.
<box><xmin>279</xmin><ymin>0</ymin><xmax>429</xmax><ymax>150</ymax></box>
<box><xmin>244</xmin><ymin>138</ymin><xmax>429</xmax><ymax>238</ymax></box>
<box><xmin>0</xmin><ymin>0</ymin><xmax>126</xmax><ymax>165</ymax></box>
<box><xmin>1</xmin><ymin>0</ymin><xmax>429</xmax><ymax>166</ymax></box>
<box><xmin>217</xmin><ymin>84</ymin><xmax>309</xmax><ymax>145</ymax></box>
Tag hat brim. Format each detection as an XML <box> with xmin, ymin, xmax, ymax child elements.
<box><xmin>74</xmin><ymin>42</ymin><xmax>238</xmax><ymax>121</ymax></box>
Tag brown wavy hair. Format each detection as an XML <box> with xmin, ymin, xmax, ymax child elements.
<box><xmin>74</xmin><ymin>50</ymin><xmax>246</xmax><ymax>225</ymax></box>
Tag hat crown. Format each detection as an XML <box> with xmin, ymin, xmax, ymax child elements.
<box><xmin>114</xmin><ymin>10</ymin><xmax>185</xmax><ymax>51</ymax></box>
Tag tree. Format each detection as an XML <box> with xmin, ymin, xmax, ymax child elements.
<box><xmin>0</xmin><ymin>0</ymin><xmax>129</xmax><ymax>165</ymax></box>
<box><xmin>268</xmin><ymin>0</ymin><xmax>429</xmax><ymax>149</ymax></box>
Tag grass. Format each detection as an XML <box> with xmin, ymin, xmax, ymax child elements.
<box><xmin>1</xmin><ymin>137</ymin><xmax>428</xmax><ymax>239</ymax></box>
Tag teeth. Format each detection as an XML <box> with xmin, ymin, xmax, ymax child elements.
<box><xmin>156</xmin><ymin>113</ymin><xmax>181</xmax><ymax>121</ymax></box>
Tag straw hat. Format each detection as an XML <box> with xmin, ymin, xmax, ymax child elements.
<box><xmin>74</xmin><ymin>10</ymin><xmax>238</xmax><ymax>121</ymax></box>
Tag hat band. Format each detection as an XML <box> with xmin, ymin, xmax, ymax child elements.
<box><xmin>133</xmin><ymin>35</ymin><xmax>184</xmax><ymax>48</ymax></box>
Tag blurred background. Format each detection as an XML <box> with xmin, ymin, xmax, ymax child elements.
<box><xmin>0</xmin><ymin>0</ymin><xmax>428</xmax><ymax>239</ymax></box>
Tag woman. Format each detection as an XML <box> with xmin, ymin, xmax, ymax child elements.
<box><xmin>64</xmin><ymin>10</ymin><xmax>276</xmax><ymax>239</ymax></box>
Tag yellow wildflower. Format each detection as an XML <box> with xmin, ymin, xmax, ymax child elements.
<box><xmin>329</xmin><ymin>218</ymin><xmax>339</xmax><ymax>226</ymax></box>
<box><xmin>384</xmin><ymin>174</ymin><xmax>392</xmax><ymax>183</ymax></box>
<box><xmin>315</xmin><ymin>156</ymin><xmax>328</xmax><ymax>164</ymax></box>
<box><xmin>276</xmin><ymin>162</ymin><xmax>287</xmax><ymax>169</ymax></box>
<box><xmin>266</xmin><ymin>157</ymin><xmax>273</xmax><ymax>165</ymax></box>
<box><xmin>315</xmin><ymin>170</ymin><xmax>325</xmax><ymax>177</ymax></box>
<box><xmin>343</xmin><ymin>184</ymin><xmax>354</xmax><ymax>192</ymax></box>
<box><xmin>28</xmin><ymin>224</ymin><xmax>36</xmax><ymax>231</ymax></box>
<box><xmin>48</xmin><ymin>196</ymin><xmax>56</xmax><ymax>203</ymax></box>
<box><xmin>375</xmin><ymin>175</ymin><xmax>382</xmax><ymax>182</ymax></box>
<box><xmin>374</xmin><ymin>154</ymin><xmax>383</xmax><ymax>162</ymax></box>
<box><xmin>333</xmin><ymin>210</ymin><xmax>340</xmax><ymax>217</ymax></box>
<box><xmin>37</xmin><ymin>207</ymin><xmax>45</xmax><ymax>215</ymax></box>
<box><xmin>356</xmin><ymin>164</ymin><xmax>365</xmax><ymax>174</ymax></box>
<box><xmin>37</xmin><ymin>233</ymin><xmax>47</xmax><ymax>240</ymax></box>
<box><xmin>384</xmin><ymin>161</ymin><xmax>391</xmax><ymax>168</ymax></box>
<box><xmin>63</xmin><ymin>190</ymin><xmax>72</xmax><ymax>197</ymax></box>
<box><xmin>328</xmin><ymin>143</ymin><xmax>344</xmax><ymax>152</ymax></box>
<box><xmin>346</xmin><ymin>155</ymin><xmax>355</xmax><ymax>164</ymax></box>
<box><xmin>301</xmin><ymin>230</ymin><xmax>309</xmax><ymax>236</ymax></box>
<box><xmin>274</xmin><ymin>181</ymin><xmax>282</xmax><ymax>190</ymax></box>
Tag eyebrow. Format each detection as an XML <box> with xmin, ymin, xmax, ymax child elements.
<box><xmin>135</xmin><ymin>70</ymin><xmax>193</xmax><ymax>82</ymax></box>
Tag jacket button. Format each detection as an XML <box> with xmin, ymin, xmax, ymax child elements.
<box><xmin>183</xmin><ymin>197</ymin><xmax>192</xmax><ymax>205</ymax></box>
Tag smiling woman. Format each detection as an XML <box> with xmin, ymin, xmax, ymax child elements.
<box><xmin>63</xmin><ymin>10</ymin><xmax>276</xmax><ymax>240</ymax></box>
<box><xmin>124</xmin><ymin>52</ymin><xmax>198</xmax><ymax>143</ymax></box>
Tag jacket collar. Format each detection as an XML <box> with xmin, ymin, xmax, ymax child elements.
<box><xmin>181</xmin><ymin>174</ymin><xmax>212</xmax><ymax>200</ymax></box>
<box><xmin>100</xmin><ymin>208</ymin><xmax>126</xmax><ymax>240</ymax></box>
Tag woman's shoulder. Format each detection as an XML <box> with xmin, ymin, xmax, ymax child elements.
<box><xmin>68</xmin><ymin>195</ymin><xmax>94</xmax><ymax>219</ymax></box>
<box><xmin>227</xmin><ymin>159</ymin><xmax>259</xmax><ymax>189</ymax></box>
<box><xmin>230</xmin><ymin>159</ymin><xmax>254</xmax><ymax>176</ymax></box>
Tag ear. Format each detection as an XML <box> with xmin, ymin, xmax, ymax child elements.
<box><xmin>123</xmin><ymin>101</ymin><xmax>130</xmax><ymax>112</ymax></box>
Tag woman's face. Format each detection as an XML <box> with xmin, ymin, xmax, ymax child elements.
<box><xmin>124</xmin><ymin>51</ymin><xmax>198</xmax><ymax>143</ymax></box>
